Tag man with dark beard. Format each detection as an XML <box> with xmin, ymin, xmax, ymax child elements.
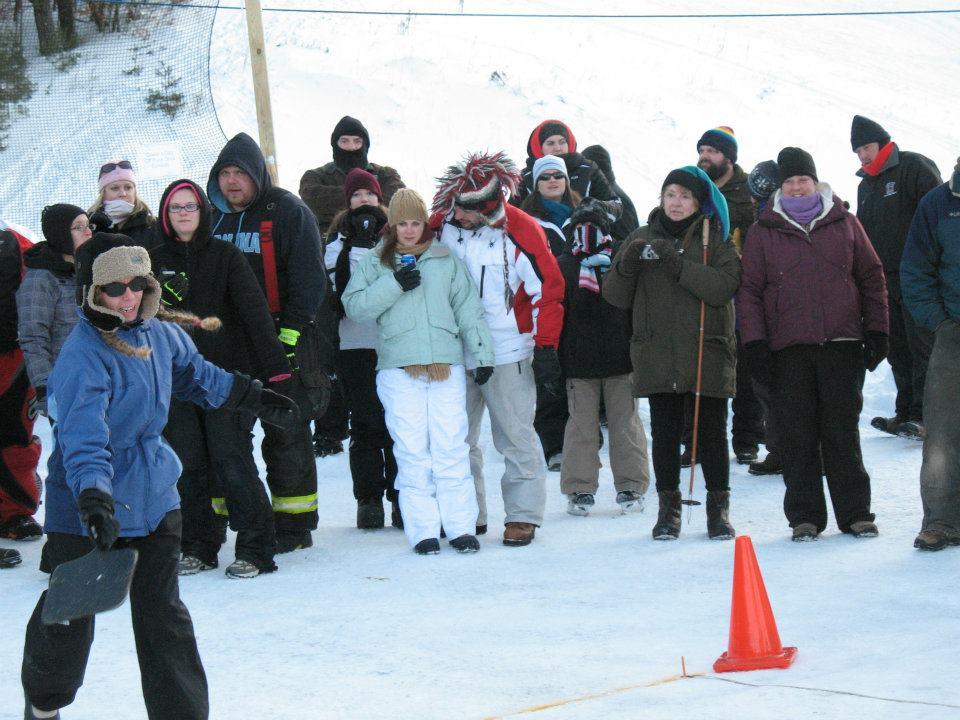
<box><xmin>685</xmin><ymin>126</ymin><xmax>765</xmax><ymax>466</ymax></box>
<box><xmin>299</xmin><ymin>117</ymin><xmax>405</xmax><ymax>457</ymax></box>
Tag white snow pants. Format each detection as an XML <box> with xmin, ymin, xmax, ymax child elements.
<box><xmin>377</xmin><ymin>365</ymin><xmax>478</xmax><ymax>547</ymax></box>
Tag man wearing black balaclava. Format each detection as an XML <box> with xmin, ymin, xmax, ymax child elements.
<box><xmin>299</xmin><ymin>116</ymin><xmax>405</xmax><ymax>238</ymax></box>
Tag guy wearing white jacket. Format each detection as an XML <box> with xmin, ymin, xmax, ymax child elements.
<box><xmin>431</xmin><ymin>152</ymin><xmax>565</xmax><ymax>546</ymax></box>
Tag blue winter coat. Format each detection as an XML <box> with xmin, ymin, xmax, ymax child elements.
<box><xmin>44</xmin><ymin>312</ymin><xmax>235</xmax><ymax>536</ymax></box>
<box><xmin>901</xmin><ymin>182</ymin><xmax>960</xmax><ymax>332</ymax></box>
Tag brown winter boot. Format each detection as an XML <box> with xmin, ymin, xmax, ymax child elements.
<box><xmin>706</xmin><ymin>491</ymin><xmax>736</xmax><ymax>540</ymax></box>
<box><xmin>652</xmin><ymin>490</ymin><xmax>682</xmax><ymax>540</ymax></box>
<box><xmin>503</xmin><ymin>522</ymin><xmax>536</xmax><ymax>546</ymax></box>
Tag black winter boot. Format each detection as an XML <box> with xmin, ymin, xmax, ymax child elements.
<box><xmin>357</xmin><ymin>498</ymin><xmax>385</xmax><ymax>529</ymax></box>
<box><xmin>652</xmin><ymin>490</ymin><xmax>682</xmax><ymax>540</ymax></box>
<box><xmin>706</xmin><ymin>491</ymin><xmax>736</xmax><ymax>540</ymax></box>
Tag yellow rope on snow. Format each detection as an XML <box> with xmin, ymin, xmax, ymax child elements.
<box><xmin>480</xmin><ymin>670</ymin><xmax>704</xmax><ymax>719</ymax></box>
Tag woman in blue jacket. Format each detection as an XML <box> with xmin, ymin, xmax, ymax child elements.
<box><xmin>21</xmin><ymin>234</ymin><xmax>297</xmax><ymax>720</ymax></box>
<box><xmin>342</xmin><ymin>190</ymin><xmax>495</xmax><ymax>555</ymax></box>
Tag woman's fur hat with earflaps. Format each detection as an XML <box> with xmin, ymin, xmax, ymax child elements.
<box><xmin>432</xmin><ymin>152</ymin><xmax>521</xmax><ymax>228</ymax></box>
<box><xmin>75</xmin><ymin>233</ymin><xmax>220</xmax><ymax>357</ymax></box>
<box><xmin>75</xmin><ymin>233</ymin><xmax>162</xmax><ymax>331</ymax></box>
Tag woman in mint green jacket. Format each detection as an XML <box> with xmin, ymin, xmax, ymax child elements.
<box><xmin>342</xmin><ymin>189</ymin><xmax>495</xmax><ymax>555</ymax></box>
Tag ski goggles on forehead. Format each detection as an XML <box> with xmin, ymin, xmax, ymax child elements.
<box><xmin>99</xmin><ymin>160</ymin><xmax>133</xmax><ymax>178</ymax></box>
<box><xmin>101</xmin><ymin>276</ymin><xmax>149</xmax><ymax>297</ymax></box>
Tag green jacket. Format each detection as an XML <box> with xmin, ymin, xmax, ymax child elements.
<box><xmin>342</xmin><ymin>240</ymin><xmax>495</xmax><ymax>370</ymax></box>
<box><xmin>602</xmin><ymin>210</ymin><xmax>741</xmax><ymax>398</ymax></box>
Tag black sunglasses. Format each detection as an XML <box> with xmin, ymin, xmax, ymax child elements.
<box><xmin>538</xmin><ymin>172</ymin><xmax>566</xmax><ymax>181</ymax></box>
<box><xmin>99</xmin><ymin>160</ymin><xmax>133</xmax><ymax>178</ymax></box>
<box><xmin>101</xmin><ymin>276</ymin><xmax>149</xmax><ymax>297</ymax></box>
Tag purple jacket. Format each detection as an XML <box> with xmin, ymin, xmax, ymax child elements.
<box><xmin>737</xmin><ymin>186</ymin><xmax>888</xmax><ymax>351</ymax></box>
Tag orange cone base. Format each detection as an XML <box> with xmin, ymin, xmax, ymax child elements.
<box><xmin>713</xmin><ymin>645</ymin><xmax>798</xmax><ymax>673</ymax></box>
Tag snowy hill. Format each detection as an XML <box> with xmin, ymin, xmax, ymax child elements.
<box><xmin>4</xmin><ymin>2</ymin><xmax>960</xmax><ymax>719</ymax></box>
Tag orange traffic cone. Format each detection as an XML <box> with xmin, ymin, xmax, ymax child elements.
<box><xmin>713</xmin><ymin>535</ymin><xmax>797</xmax><ymax>673</ymax></box>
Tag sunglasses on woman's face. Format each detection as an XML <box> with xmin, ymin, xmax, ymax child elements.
<box><xmin>101</xmin><ymin>276</ymin><xmax>149</xmax><ymax>297</ymax></box>
<box><xmin>99</xmin><ymin>160</ymin><xmax>133</xmax><ymax>178</ymax></box>
<box><xmin>538</xmin><ymin>172</ymin><xmax>566</xmax><ymax>182</ymax></box>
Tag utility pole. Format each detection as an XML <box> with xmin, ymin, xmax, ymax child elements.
<box><xmin>243</xmin><ymin>0</ymin><xmax>279</xmax><ymax>184</ymax></box>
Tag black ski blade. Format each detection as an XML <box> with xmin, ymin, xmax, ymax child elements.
<box><xmin>681</xmin><ymin>499</ymin><xmax>702</xmax><ymax>506</ymax></box>
<box><xmin>42</xmin><ymin>548</ymin><xmax>138</xmax><ymax>625</ymax></box>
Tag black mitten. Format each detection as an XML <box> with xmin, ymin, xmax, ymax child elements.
<box><xmin>863</xmin><ymin>332</ymin><xmax>889</xmax><ymax>372</ymax></box>
<box><xmin>89</xmin><ymin>211</ymin><xmax>113</xmax><ymax>232</ymax></box>
<box><xmin>648</xmin><ymin>238</ymin><xmax>682</xmax><ymax>277</ymax></box>
<box><xmin>532</xmin><ymin>346</ymin><xmax>562</xmax><ymax>399</ymax></box>
<box><xmin>225</xmin><ymin>373</ymin><xmax>301</xmax><ymax>432</ymax></box>
<box><xmin>473</xmin><ymin>366</ymin><xmax>494</xmax><ymax>386</ymax></box>
<box><xmin>160</xmin><ymin>271</ymin><xmax>189</xmax><ymax>307</ymax></box>
<box><xmin>569</xmin><ymin>198</ymin><xmax>613</xmax><ymax>233</ymax></box>
<box><xmin>393</xmin><ymin>263</ymin><xmax>421</xmax><ymax>291</ymax></box>
<box><xmin>348</xmin><ymin>206</ymin><xmax>388</xmax><ymax>246</ymax></box>
<box><xmin>78</xmin><ymin>488</ymin><xmax>120</xmax><ymax>550</ymax></box>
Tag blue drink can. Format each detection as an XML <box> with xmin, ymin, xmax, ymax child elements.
<box><xmin>400</xmin><ymin>254</ymin><xmax>416</xmax><ymax>267</ymax></box>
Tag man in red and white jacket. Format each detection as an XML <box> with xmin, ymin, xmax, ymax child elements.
<box><xmin>431</xmin><ymin>152</ymin><xmax>564</xmax><ymax>546</ymax></box>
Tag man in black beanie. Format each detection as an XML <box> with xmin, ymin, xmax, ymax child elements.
<box><xmin>692</xmin><ymin>126</ymin><xmax>764</xmax><ymax>466</ymax></box>
<box><xmin>299</xmin><ymin>116</ymin><xmax>405</xmax><ymax>236</ymax></box>
<box><xmin>852</xmin><ymin>114</ymin><xmax>942</xmax><ymax>439</ymax></box>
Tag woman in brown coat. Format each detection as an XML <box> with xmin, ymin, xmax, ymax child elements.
<box><xmin>604</xmin><ymin>167</ymin><xmax>740</xmax><ymax>541</ymax></box>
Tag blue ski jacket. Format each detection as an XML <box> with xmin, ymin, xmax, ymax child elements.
<box><xmin>44</xmin><ymin>312</ymin><xmax>234</xmax><ymax>536</ymax></box>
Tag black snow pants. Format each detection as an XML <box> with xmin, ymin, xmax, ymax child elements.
<box><xmin>339</xmin><ymin>349</ymin><xmax>397</xmax><ymax>502</ymax></box>
<box><xmin>649</xmin><ymin>393</ymin><xmax>730</xmax><ymax>493</ymax></box>
<box><xmin>164</xmin><ymin>400</ymin><xmax>275</xmax><ymax>569</ymax></box>
<box><xmin>263</xmin><ymin>371</ymin><xmax>319</xmax><ymax>535</ymax></box>
<box><xmin>771</xmin><ymin>342</ymin><xmax>875</xmax><ymax>533</ymax></box>
<box><xmin>22</xmin><ymin>512</ymin><xmax>208</xmax><ymax>719</ymax></box>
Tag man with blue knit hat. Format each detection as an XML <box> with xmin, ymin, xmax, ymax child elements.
<box><xmin>695</xmin><ymin>126</ymin><xmax>765</xmax><ymax>466</ymax></box>
<box><xmin>852</xmin><ymin>114</ymin><xmax>941</xmax><ymax>440</ymax></box>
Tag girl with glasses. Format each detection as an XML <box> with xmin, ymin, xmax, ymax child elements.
<box><xmin>149</xmin><ymin>178</ymin><xmax>293</xmax><ymax>578</ymax></box>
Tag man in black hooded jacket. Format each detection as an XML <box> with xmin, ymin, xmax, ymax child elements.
<box><xmin>207</xmin><ymin>133</ymin><xmax>328</xmax><ymax>552</ymax></box>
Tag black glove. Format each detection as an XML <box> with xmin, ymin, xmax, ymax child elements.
<box><xmin>225</xmin><ymin>373</ymin><xmax>301</xmax><ymax>432</ymax></box>
<box><xmin>473</xmin><ymin>366</ymin><xmax>494</xmax><ymax>386</ymax></box>
<box><xmin>648</xmin><ymin>238</ymin><xmax>682</xmax><ymax>277</ymax></box>
<box><xmin>532</xmin><ymin>346</ymin><xmax>562</xmax><ymax>399</ymax></box>
<box><xmin>617</xmin><ymin>240</ymin><xmax>645</xmax><ymax>276</ymax></box>
<box><xmin>160</xmin><ymin>271</ymin><xmax>189</xmax><ymax>307</ymax></box>
<box><xmin>78</xmin><ymin>488</ymin><xmax>120</xmax><ymax>550</ymax></box>
<box><xmin>394</xmin><ymin>263</ymin><xmax>421</xmax><ymax>292</ymax></box>
<box><xmin>863</xmin><ymin>331</ymin><xmax>889</xmax><ymax>372</ymax></box>
<box><xmin>89</xmin><ymin>211</ymin><xmax>113</xmax><ymax>232</ymax></box>
<box><xmin>741</xmin><ymin>340</ymin><xmax>772</xmax><ymax>390</ymax></box>
<box><xmin>569</xmin><ymin>198</ymin><xmax>612</xmax><ymax>233</ymax></box>
<box><xmin>348</xmin><ymin>206</ymin><xmax>388</xmax><ymax>245</ymax></box>
<box><xmin>33</xmin><ymin>385</ymin><xmax>48</xmax><ymax>418</ymax></box>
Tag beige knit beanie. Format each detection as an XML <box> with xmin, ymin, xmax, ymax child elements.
<box><xmin>387</xmin><ymin>188</ymin><xmax>428</xmax><ymax>227</ymax></box>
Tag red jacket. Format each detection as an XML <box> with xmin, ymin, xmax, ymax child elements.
<box><xmin>737</xmin><ymin>188</ymin><xmax>888</xmax><ymax>352</ymax></box>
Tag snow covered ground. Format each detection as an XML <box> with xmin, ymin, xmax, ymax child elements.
<box><xmin>4</xmin><ymin>1</ymin><xmax>960</xmax><ymax>718</ymax></box>
<box><xmin>3</xmin><ymin>370</ymin><xmax>959</xmax><ymax>719</ymax></box>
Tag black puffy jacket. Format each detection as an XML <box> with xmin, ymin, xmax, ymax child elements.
<box><xmin>150</xmin><ymin>179</ymin><xmax>290</xmax><ymax>381</ymax></box>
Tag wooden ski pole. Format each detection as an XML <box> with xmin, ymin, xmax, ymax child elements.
<box><xmin>682</xmin><ymin>218</ymin><xmax>711</xmax><ymax>510</ymax></box>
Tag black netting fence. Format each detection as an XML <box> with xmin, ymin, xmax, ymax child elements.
<box><xmin>0</xmin><ymin>0</ymin><xmax>226</xmax><ymax>231</ymax></box>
